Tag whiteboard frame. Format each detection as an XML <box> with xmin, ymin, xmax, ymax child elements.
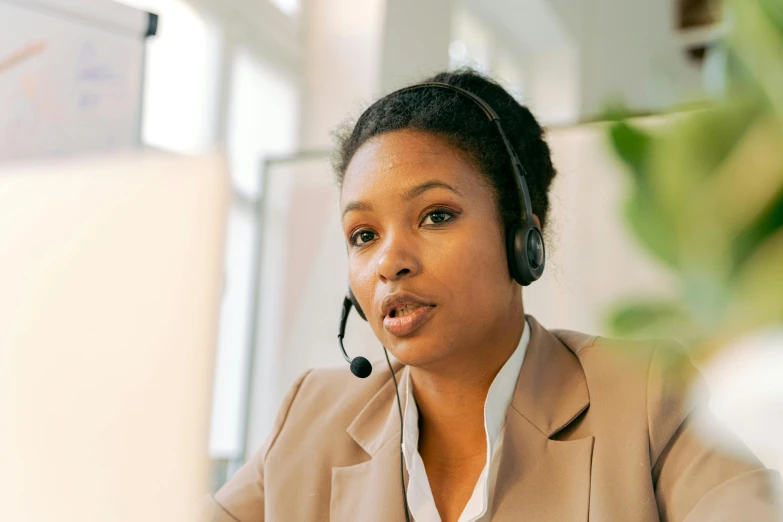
<box><xmin>1</xmin><ymin>0</ymin><xmax>155</xmax><ymax>38</ymax></box>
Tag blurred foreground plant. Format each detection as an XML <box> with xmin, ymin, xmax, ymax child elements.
<box><xmin>606</xmin><ymin>0</ymin><xmax>783</xmax><ymax>359</ymax></box>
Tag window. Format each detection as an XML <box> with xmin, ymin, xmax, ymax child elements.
<box><xmin>227</xmin><ymin>49</ymin><xmax>299</xmax><ymax>197</ymax></box>
<box><xmin>208</xmin><ymin>49</ymin><xmax>298</xmax><ymax>473</ymax></box>
<box><xmin>114</xmin><ymin>0</ymin><xmax>222</xmax><ymax>153</ymax></box>
<box><xmin>208</xmin><ymin>205</ymin><xmax>256</xmax><ymax>462</ymax></box>
<box><xmin>269</xmin><ymin>0</ymin><xmax>300</xmax><ymax>17</ymax></box>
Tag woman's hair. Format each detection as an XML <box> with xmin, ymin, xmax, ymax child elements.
<box><xmin>332</xmin><ymin>67</ymin><xmax>558</xmax><ymax>236</ymax></box>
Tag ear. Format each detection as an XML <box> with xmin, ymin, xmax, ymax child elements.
<box><xmin>532</xmin><ymin>214</ymin><xmax>541</xmax><ymax>230</ymax></box>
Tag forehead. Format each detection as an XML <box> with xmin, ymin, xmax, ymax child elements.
<box><xmin>340</xmin><ymin>129</ymin><xmax>483</xmax><ymax>204</ymax></box>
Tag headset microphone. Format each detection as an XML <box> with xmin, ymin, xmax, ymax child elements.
<box><xmin>338</xmin><ymin>293</ymin><xmax>372</xmax><ymax>378</ymax></box>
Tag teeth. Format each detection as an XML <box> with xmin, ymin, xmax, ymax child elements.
<box><xmin>395</xmin><ymin>304</ymin><xmax>420</xmax><ymax>318</ymax></box>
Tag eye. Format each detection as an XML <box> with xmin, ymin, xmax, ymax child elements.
<box><xmin>349</xmin><ymin>229</ymin><xmax>376</xmax><ymax>247</ymax></box>
<box><xmin>421</xmin><ymin>208</ymin><xmax>457</xmax><ymax>226</ymax></box>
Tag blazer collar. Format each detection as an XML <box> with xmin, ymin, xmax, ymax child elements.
<box><xmin>334</xmin><ymin>359</ymin><xmax>410</xmax><ymax>521</ymax></box>
<box><xmin>512</xmin><ymin>314</ymin><xmax>590</xmax><ymax>437</ymax></box>
<box><xmin>345</xmin><ymin>357</ymin><xmax>407</xmax><ymax>457</ymax></box>
<box><xmin>345</xmin><ymin>314</ymin><xmax>590</xmax><ymax>454</ymax></box>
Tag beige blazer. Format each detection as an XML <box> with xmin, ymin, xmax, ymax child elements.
<box><xmin>203</xmin><ymin>315</ymin><xmax>783</xmax><ymax>521</ymax></box>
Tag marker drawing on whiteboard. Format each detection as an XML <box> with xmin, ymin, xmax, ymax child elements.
<box><xmin>0</xmin><ymin>42</ymin><xmax>47</xmax><ymax>76</ymax></box>
<box><xmin>77</xmin><ymin>42</ymin><xmax>116</xmax><ymax>82</ymax></box>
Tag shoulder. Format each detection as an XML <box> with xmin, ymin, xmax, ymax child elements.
<box><xmin>265</xmin><ymin>358</ymin><xmax>399</xmax><ymax>453</ymax></box>
<box><xmin>211</xmin><ymin>360</ymin><xmax>397</xmax><ymax>520</ymax></box>
<box><xmin>553</xmin><ymin>328</ymin><xmax>701</xmax><ymax>460</ymax></box>
<box><xmin>289</xmin><ymin>358</ymin><xmax>400</xmax><ymax>418</ymax></box>
<box><xmin>553</xmin><ymin>327</ymin><xmax>697</xmax><ymax>396</ymax></box>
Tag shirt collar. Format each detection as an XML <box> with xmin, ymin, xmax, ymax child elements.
<box><xmin>401</xmin><ymin>317</ymin><xmax>531</xmax><ymax>469</ymax></box>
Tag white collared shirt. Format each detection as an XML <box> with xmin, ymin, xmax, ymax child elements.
<box><xmin>401</xmin><ymin>318</ymin><xmax>530</xmax><ymax>522</ymax></box>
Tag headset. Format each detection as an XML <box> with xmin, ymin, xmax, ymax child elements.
<box><xmin>336</xmin><ymin>81</ymin><xmax>546</xmax><ymax>521</ymax></box>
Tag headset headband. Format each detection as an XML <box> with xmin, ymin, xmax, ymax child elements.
<box><xmin>365</xmin><ymin>81</ymin><xmax>537</xmax><ymax>230</ymax></box>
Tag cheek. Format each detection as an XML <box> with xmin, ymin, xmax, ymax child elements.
<box><xmin>348</xmin><ymin>259</ymin><xmax>377</xmax><ymax>315</ymax></box>
<box><xmin>350</xmin><ymin>264</ymin><xmax>390</xmax><ymax>341</ymax></box>
<box><xmin>429</xmin><ymin>222</ymin><xmax>510</xmax><ymax>310</ymax></box>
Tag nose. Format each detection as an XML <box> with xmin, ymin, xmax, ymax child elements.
<box><xmin>376</xmin><ymin>232</ymin><xmax>421</xmax><ymax>283</ymax></box>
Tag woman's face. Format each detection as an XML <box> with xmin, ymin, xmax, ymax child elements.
<box><xmin>340</xmin><ymin>128</ymin><xmax>522</xmax><ymax>369</ymax></box>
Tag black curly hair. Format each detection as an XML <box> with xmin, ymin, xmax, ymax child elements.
<box><xmin>332</xmin><ymin>67</ymin><xmax>558</xmax><ymax>238</ymax></box>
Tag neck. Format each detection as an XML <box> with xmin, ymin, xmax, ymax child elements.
<box><xmin>410</xmin><ymin>304</ymin><xmax>527</xmax><ymax>460</ymax></box>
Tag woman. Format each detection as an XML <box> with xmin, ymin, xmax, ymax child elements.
<box><xmin>203</xmin><ymin>69</ymin><xmax>782</xmax><ymax>521</ymax></box>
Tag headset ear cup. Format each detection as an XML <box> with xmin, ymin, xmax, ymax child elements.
<box><xmin>507</xmin><ymin>226</ymin><xmax>546</xmax><ymax>286</ymax></box>
<box><xmin>526</xmin><ymin>227</ymin><xmax>545</xmax><ymax>272</ymax></box>
<box><xmin>507</xmin><ymin>226</ymin><xmax>527</xmax><ymax>285</ymax></box>
<box><xmin>348</xmin><ymin>286</ymin><xmax>368</xmax><ymax>321</ymax></box>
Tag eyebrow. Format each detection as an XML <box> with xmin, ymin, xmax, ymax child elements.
<box><xmin>341</xmin><ymin>180</ymin><xmax>463</xmax><ymax>219</ymax></box>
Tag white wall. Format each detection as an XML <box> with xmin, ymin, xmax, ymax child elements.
<box><xmin>525</xmin><ymin>119</ymin><xmax>677</xmax><ymax>334</ymax></box>
<box><xmin>547</xmin><ymin>0</ymin><xmax>705</xmax><ymax>118</ymax></box>
<box><xmin>378</xmin><ymin>0</ymin><xmax>453</xmax><ymax>93</ymax></box>
<box><xmin>459</xmin><ymin>0</ymin><xmax>710</xmax><ymax>124</ymax></box>
<box><xmin>522</xmin><ymin>46</ymin><xmax>581</xmax><ymax>125</ymax></box>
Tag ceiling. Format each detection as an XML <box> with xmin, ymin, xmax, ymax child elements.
<box><xmin>461</xmin><ymin>0</ymin><xmax>576</xmax><ymax>55</ymax></box>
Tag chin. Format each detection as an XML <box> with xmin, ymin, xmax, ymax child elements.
<box><xmin>382</xmin><ymin>332</ymin><xmax>451</xmax><ymax>369</ymax></box>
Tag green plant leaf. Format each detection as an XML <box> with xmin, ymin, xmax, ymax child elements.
<box><xmin>732</xmin><ymin>184</ymin><xmax>783</xmax><ymax>272</ymax></box>
<box><xmin>758</xmin><ymin>0</ymin><xmax>783</xmax><ymax>38</ymax></box>
<box><xmin>606</xmin><ymin>300</ymin><xmax>690</xmax><ymax>339</ymax></box>
<box><xmin>608</xmin><ymin>121</ymin><xmax>651</xmax><ymax>185</ymax></box>
<box><xmin>624</xmin><ymin>195</ymin><xmax>678</xmax><ymax>267</ymax></box>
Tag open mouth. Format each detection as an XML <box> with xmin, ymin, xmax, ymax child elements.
<box><xmin>389</xmin><ymin>304</ymin><xmax>424</xmax><ymax>318</ymax></box>
<box><xmin>384</xmin><ymin>304</ymin><xmax>436</xmax><ymax>337</ymax></box>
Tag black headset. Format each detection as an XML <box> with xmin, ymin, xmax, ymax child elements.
<box><xmin>335</xmin><ymin>81</ymin><xmax>546</xmax><ymax>521</ymax></box>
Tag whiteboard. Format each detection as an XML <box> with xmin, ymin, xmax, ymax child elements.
<box><xmin>0</xmin><ymin>0</ymin><xmax>154</xmax><ymax>161</ymax></box>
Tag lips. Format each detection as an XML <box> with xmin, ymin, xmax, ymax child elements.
<box><xmin>381</xmin><ymin>292</ymin><xmax>434</xmax><ymax>318</ymax></box>
<box><xmin>380</xmin><ymin>292</ymin><xmax>436</xmax><ymax>337</ymax></box>
<box><xmin>383</xmin><ymin>305</ymin><xmax>435</xmax><ymax>337</ymax></box>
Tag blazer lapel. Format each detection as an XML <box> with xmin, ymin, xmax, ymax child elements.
<box><xmin>331</xmin><ymin>362</ymin><xmax>410</xmax><ymax>522</ymax></box>
<box><xmin>491</xmin><ymin>315</ymin><xmax>594</xmax><ymax>521</ymax></box>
